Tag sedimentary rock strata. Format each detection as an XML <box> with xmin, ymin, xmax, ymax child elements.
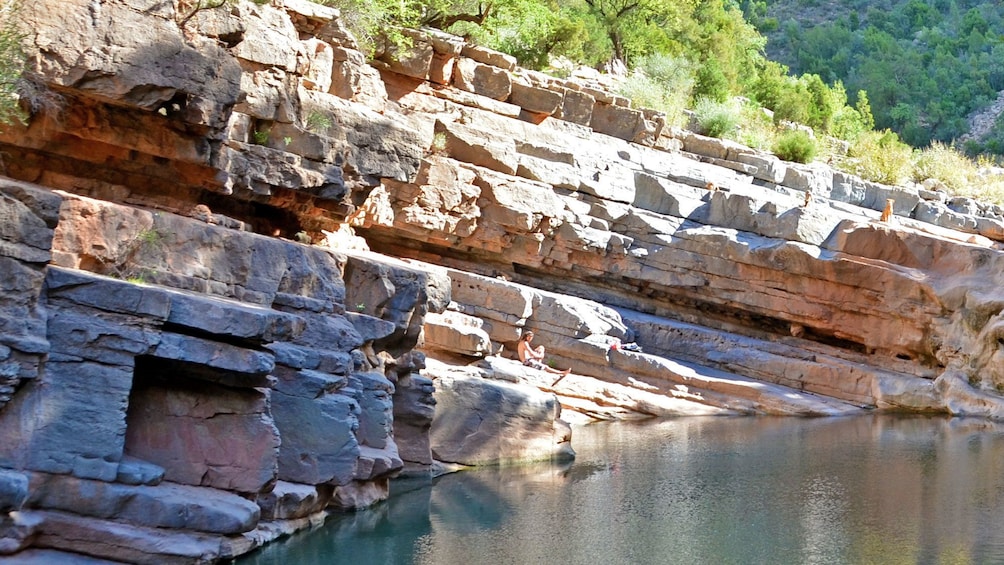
<box><xmin>4</xmin><ymin>0</ymin><xmax>1004</xmax><ymax>562</ymax></box>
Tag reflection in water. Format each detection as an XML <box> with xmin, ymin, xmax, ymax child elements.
<box><xmin>239</xmin><ymin>415</ymin><xmax>1004</xmax><ymax>565</ymax></box>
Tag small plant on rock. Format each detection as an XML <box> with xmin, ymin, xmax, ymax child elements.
<box><xmin>305</xmin><ymin>110</ymin><xmax>332</xmax><ymax>134</ymax></box>
<box><xmin>252</xmin><ymin>128</ymin><xmax>270</xmax><ymax>145</ymax></box>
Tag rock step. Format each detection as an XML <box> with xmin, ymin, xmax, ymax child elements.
<box><xmin>591</xmin><ymin>338</ymin><xmax>863</xmax><ymax>416</ymax></box>
<box><xmin>477</xmin><ymin>355</ymin><xmax>736</xmax><ymax>420</ymax></box>
<box><xmin>23</xmin><ymin>509</ymin><xmax>254</xmax><ymax>565</ymax></box>
<box><xmin>0</xmin><ymin>548</ymin><xmax>126</xmax><ymax>564</ymax></box>
<box><xmin>617</xmin><ymin>308</ymin><xmax>938</xmax><ymax>410</ymax></box>
<box><xmin>641</xmin><ymin>354</ymin><xmax>865</xmax><ymax>416</ymax></box>
<box><xmin>483</xmin><ymin>337</ymin><xmax>861</xmax><ymax>417</ymax></box>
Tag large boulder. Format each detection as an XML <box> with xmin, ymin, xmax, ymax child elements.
<box><xmin>429</xmin><ymin>372</ymin><xmax>574</xmax><ymax>465</ymax></box>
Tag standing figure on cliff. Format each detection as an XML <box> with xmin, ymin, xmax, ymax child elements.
<box><xmin>880</xmin><ymin>198</ymin><xmax>894</xmax><ymax>222</ymax></box>
<box><xmin>518</xmin><ymin>331</ymin><xmax>571</xmax><ymax>378</ymax></box>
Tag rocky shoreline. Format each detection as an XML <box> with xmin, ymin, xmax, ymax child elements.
<box><xmin>3</xmin><ymin>0</ymin><xmax>1004</xmax><ymax>562</ymax></box>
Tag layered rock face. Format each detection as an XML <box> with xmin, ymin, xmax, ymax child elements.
<box><xmin>4</xmin><ymin>0</ymin><xmax>1004</xmax><ymax>562</ymax></box>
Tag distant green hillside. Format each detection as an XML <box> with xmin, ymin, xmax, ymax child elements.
<box><xmin>748</xmin><ymin>0</ymin><xmax>1004</xmax><ymax>155</ymax></box>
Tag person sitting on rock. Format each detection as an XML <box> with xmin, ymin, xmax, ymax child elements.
<box><xmin>518</xmin><ymin>331</ymin><xmax>570</xmax><ymax>377</ymax></box>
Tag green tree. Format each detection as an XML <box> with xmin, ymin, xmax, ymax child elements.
<box><xmin>452</xmin><ymin>1</ymin><xmax>607</xmax><ymax>68</ymax></box>
<box><xmin>855</xmin><ymin>90</ymin><xmax>875</xmax><ymax>131</ymax></box>
<box><xmin>690</xmin><ymin>0</ymin><xmax>767</xmax><ymax>97</ymax></box>
<box><xmin>803</xmin><ymin>73</ymin><xmax>837</xmax><ymax>132</ymax></box>
<box><xmin>694</xmin><ymin>58</ymin><xmax>729</xmax><ymax>102</ymax></box>
<box><xmin>579</xmin><ymin>0</ymin><xmax>693</xmax><ymax>65</ymax></box>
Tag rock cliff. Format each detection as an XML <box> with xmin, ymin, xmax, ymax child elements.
<box><xmin>4</xmin><ymin>0</ymin><xmax>1004</xmax><ymax>562</ymax></box>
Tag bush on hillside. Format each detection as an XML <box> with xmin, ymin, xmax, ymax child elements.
<box><xmin>725</xmin><ymin>100</ymin><xmax>777</xmax><ymax>151</ymax></box>
<box><xmin>840</xmin><ymin>129</ymin><xmax>913</xmax><ymax>186</ymax></box>
<box><xmin>912</xmin><ymin>142</ymin><xmax>972</xmax><ymax>193</ymax></box>
<box><xmin>693</xmin><ymin>59</ymin><xmax>730</xmax><ymax>103</ymax></box>
<box><xmin>961</xmin><ymin>162</ymin><xmax>1004</xmax><ymax>205</ymax></box>
<box><xmin>829</xmin><ymin>104</ymin><xmax>870</xmax><ymax>143</ymax></box>
<box><xmin>617</xmin><ymin>53</ymin><xmax>694</xmax><ymax>127</ymax></box>
<box><xmin>694</xmin><ymin>97</ymin><xmax>741</xmax><ymax>138</ymax></box>
<box><xmin>773</xmin><ymin>129</ymin><xmax>817</xmax><ymax>163</ymax></box>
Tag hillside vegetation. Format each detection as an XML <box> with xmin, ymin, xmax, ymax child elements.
<box><xmin>751</xmin><ymin>0</ymin><xmax>1004</xmax><ymax>155</ymax></box>
<box><xmin>3</xmin><ymin>0</ymin><xmax>1003</xmax><ymax>199</ymax></box>
<box><xmin>325</xmin><ymin>0</ymin><xmax>1004</xmax><ymax>200</ymax></box>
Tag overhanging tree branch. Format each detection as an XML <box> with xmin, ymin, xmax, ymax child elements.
<box><xmin>423</xmin><ymin>2</ymin><xmax>494</xmax><ymax>30</ymax></box>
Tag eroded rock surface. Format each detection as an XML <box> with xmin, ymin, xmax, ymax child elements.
<box><xmin>5</xmin><ymin>0</ymin><xmax>1004</xmax><ymax>562</ymax></box>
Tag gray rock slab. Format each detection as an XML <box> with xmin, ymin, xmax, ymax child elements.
<box><xmin>0</xmin><ymin>548</ymin><xmax>124</xmax><ymax>564</ymax></box>
<box><xmin>393</xmin><ymin>373</ymin><xmax>436</xmax><ymax>467</ymax></box>
<box><xmin>354</xmin><ymin>444</ymin><xmax>403</xmax><ymax>480</ymax></box>
<box><xmin>350</xmin><ymin>372</ymin><xmax>396</xmax><ymax>449</ymax></box>
<box><xmin>44</xmin><ymin>268</ymin><xmax>171</xmax><ymax>320</ymax></box>
<box><xmin>150</xmin><ymin>332</ymin><xmax>275</xmax><ymax>387</ymax></box>
<box><xmin>115</xmin><ymin>456</ymin><xmax>164</xmax><ymax>486</ymax></box>
<box><xmin>46</xmin><ymin>304</ymin><xmax>160</xmax><ymax>366</ymax></box>
<box><xmin>0</xmin><ymin>178</ymin><xmax>62</xmax><ymax>228</ymax></box>
<box><xmin>26</xmin><ymin>473</ymin><xmax>259</xmax><ymax>534</ymax></box>
<box><xmin>257</xmin><ymin>481</ymin><xmax>331</xmax><ymax>521</ymax></box>
<box><xmin>271</xmin><ymin>369</ymin><xmax>359</xmax><ymax>486</ymax></box>
<box><xmin>0</xmin><ymin>361</ymin><xmax>131</xmax><ymax>481</ymax></box>
<box><xmin>344</xmin><ymin>312</ymin><xmax>396</xmax><ymax>342</ymax></box>
<box><xmin>0</xmin><ymin>511</ymin><xmax>44</xmax><ymax>556</ymax></box>
<box><xmin>166</xmin><ymin>290</ymin><xmax>304</xmax><ymax>343</ymax></box>
<box><xmin>0</xmin><ymin>186</ymin><xmax>55</xmax><ymax>263</ymax></box>
<box><xmin>30</xmin><ymin>510</ymin><xmax>248</xmax><ymax>565</ymax></box>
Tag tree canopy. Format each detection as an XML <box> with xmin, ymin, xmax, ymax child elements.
<box><xmin>758</xmin><ymin>0</ymin><xmax>1004</xmax><ymax>155</ymax></box>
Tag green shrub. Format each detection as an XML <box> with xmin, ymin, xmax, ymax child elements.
<box><xmin>305</xmin><ymin>110</ymin><xmax>332</xmax><ymax>133</ymax></box>
<box><xmin>617</xmin><ymin>53</ymin><xmax>694</xmax><ymax>128</ymax></box>
<box><xmin>773</xmin><ymin>129</ymin><xmax>818</xmax><ymax>163</ymax></box>
<box><xmin>693</xmin><ymin>59</ymin><xmax>729</xmax><ymax>103</ymax></box>
<box><xmin>966</xmin><ymin>158</ymin><xmax>1004</xmax><ymax>205</ymax></box>
<box><xmin>320</xmin><ymin>0</ymin><xmax>420</xmax><ymax>57</ymax></box>
<box><xmin>839</xmin><ymin>129</ymin><xmax>913</xmax><ymax>185</ymax></box>
<box><xmin>693</xmin><ymin>97</ymin><xmax>742</xmax><ymax>138</ymax></box>
<box><xmin>733</xmin><ymin>101</ymin><xmax>778</xmax><ymax>151</ymax></box>
<box><xmin>912</xmin><ymin>142</ymin><xmax>971</xmax><ymax>192</ymax></box>
<box><xmin>618</xmin><ymin>72</ymin><xmax>666</xmax><ymax>111</ymax></box>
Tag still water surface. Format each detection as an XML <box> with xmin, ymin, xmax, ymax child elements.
<box><xmin>240</xmin><ymin>415</ymin><xmax>1004</xmax><ymax>564</ymax></box>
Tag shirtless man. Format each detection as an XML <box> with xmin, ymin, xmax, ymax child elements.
<box><xmin>517</xmin><ymin>331</ymin><xmax>570</xmax><ymax>376</ymax></box>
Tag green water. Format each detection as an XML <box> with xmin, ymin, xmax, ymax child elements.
<box><xmin>239</xmin><ymin>415</ymin><xmax>1004</xmax><ymax>564</ymax></box>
